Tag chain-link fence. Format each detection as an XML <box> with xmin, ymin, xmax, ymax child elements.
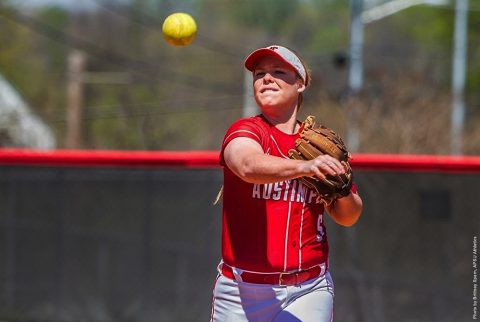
<box><xmin>0</xmin><ymin>152</ymin><xmax>478</xmax><ymax>322</ymax></box>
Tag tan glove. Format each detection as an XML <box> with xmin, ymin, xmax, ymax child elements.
<box><xmin>288</xmin><ymin>116</ymin><xmax>353</xmax><ymax>202</ymax></box>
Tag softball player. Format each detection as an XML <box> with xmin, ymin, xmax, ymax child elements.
<box><xmin>211</xmin><ymin>45</ymin><xmax>363</xmax><ymax>322</ymax></box>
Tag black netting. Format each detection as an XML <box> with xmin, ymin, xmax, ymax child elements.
<box><xmin>0</xmin><ymin>166</ymin><xmax>477</xmax><ymax>322</ymax></box>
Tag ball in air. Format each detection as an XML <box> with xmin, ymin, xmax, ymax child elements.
<box><xmin>162</xmin><ymin>12</ymin><xmax>197</xmax><ymax>47</ymax></box>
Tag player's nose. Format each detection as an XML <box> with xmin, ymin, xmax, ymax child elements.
<box><xmin>262</xmin><ymin>72</ymin><xmax>274</xmax><ymax>83</ymax></box>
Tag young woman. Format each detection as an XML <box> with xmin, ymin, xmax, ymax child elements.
<box><xmin>211</xmin><ymin>45</ymin><xmax>363</xmax><ymax>322</ymax></box>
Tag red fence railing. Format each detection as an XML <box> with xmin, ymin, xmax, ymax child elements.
<box><xmin>0</xmin><ymin>148</ymin><xmax>479</xmax><ymax>173</ymax></box>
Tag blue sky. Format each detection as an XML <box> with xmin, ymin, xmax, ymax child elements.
<box><xmin>16</xmin><ymin>0</ymin><xmax>77</xmax><ymax>5</ymax></box>
<box><xmin>9</xmin><ymin>0</ymin><xmax>130</xmax><ymax>11</ymax></box>
<box><xmin>11</xmin><ymin>0</ymin><xmax>394</xmax><ymax>9</ymax></box>
<box><xmin>10</xmin><ymin>0</ymin><xmax>95</xmax><ymax>10</ymax></box>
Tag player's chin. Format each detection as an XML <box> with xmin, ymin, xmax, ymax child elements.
<box><xmin>257</xmin><ymin>90</ymin><xmax>279</xmax><ymax>99</ymax></box>
<box><xmin>256</xmin><ymin>97</ymin><xmax>282</xmax><ymax>110</ymax></box>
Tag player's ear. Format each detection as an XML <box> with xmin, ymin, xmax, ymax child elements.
<box><xmin>296</xmin><ymin>79</ymin><xmax>306</xmax><ymax>93</ymax></box>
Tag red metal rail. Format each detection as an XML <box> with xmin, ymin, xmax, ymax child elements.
<box><xmin>0</xmin><ymin>148</ymin><xmax>479</xmax><ymax>173</ymax></box>
<box><xmin>350</xmin><ymin>153</ymin><xmax>480</xmax><ymax>173</ymax></box>
<box><xmin>0</xmin><ymin>148</ymin><xmax>220</xmax><ymax>168</ymax></box>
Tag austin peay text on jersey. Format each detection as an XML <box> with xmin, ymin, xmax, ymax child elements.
<box><xmin>252</xmin><ymin>179</ymin><xmax>323</xmax><ymax>204</ymax></box>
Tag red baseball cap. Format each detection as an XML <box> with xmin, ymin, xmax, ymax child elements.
<box><xmin>244</xmin><ymin>45</ymin><xmax>307</xmax><ymax>82</ymax></box>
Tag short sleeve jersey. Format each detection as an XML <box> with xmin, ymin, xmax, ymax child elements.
<box><xmin>220</xmin><ymin>115</ymin><xmax>329</xmax><ymax>273</ymax></box>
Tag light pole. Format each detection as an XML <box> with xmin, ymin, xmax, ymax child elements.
<box><xmin>346</xmin><ymin>0</ymin><xmax>364</xmax><ymax>152</ymax></box>
<box><xmin>243</xmin><ymin>71</ymin><xmax>258</xmax><ymax>117</ymax></box>
<box><xmin>451</xmin><ymin>0</ymin><xmax>469</xmax><ymax>155</ymax></box>
<box><xmin>347</xmin><ymin>0</ymin><xmax>467</xmax><ymax>154</ymax></box>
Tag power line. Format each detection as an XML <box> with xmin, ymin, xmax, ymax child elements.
<box><xmin>37</xmin><ymin>93</ymin><xmax>244</xmax><ymax>115</ymax></box>
<box><xmin>49</xmin><ymin>104</ymin><xmax>242</xmax><ymax>124</ymax></box>
<box><xmin>0</xmin><ymin>8</ymin><xmax>239</xmax><ymax>93</ymax></box>
<box><xmin>88</xmin><ymin>0</ymin><xmax>245</xmax><ymax>58</ymax></box>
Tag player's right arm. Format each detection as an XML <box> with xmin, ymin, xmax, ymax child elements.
<box><xmin>223</xmin><ymin>137</ymin><xmax>344</xmax><ymax>184</ymax></box>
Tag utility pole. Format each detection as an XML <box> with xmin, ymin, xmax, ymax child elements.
<box><xmin>66</xmin><ymin>50</ymin><xmax>87</xmax><ymax>149</ymax></box>
<box><xmin>451</xmin><ymin>0</ymin><xmax>469</xmax><ymax>155</ymax></box>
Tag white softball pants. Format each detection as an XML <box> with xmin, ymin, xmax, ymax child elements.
<box><xmin>210</xmin><ymin>271</ymin><xmax>334</xmax><ymax>322</ymax></box>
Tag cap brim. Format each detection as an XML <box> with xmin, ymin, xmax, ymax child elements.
<box><xmin>244</xmin><ymin>48</ymin><xmax>292</xmax><ymax>72</ymax></box>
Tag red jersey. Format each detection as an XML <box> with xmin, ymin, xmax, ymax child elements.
<box><xmin>220</xmin><ymin>115</ymin><xmax>329</xmax><ymax>273</ymax></box>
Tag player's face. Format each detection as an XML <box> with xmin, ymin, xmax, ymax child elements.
<box><xmin>252</xmin><ymin>56</ymin><xmax>305</xmax><ymax>113</ymax></box>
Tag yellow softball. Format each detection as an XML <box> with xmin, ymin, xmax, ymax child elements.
<box><xmin>162</xmin><ymin>12</ymin><xmax>197</xmax><ymax>47</ymax></box>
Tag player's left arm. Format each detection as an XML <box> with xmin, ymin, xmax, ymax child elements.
<box><xmin>325</xmin><ymin>191</ymin><xmax>363</xmax><ymax>227</ymax></box>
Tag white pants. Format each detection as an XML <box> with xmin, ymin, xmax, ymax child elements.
<box><xmin>210</xmin><ymin>271</ymin><xmax>334</xmax><ymax>322</ymax></box>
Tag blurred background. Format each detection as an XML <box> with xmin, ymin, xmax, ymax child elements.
<box><xmin>0</xmin><ymin>0</ymin><xmax>479</xmax><ymax>322</ymax></box>
<box><xmin>0</xmin><ymin>0</ymin><xmax>478</xmax><ymax>153</ymax></box>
